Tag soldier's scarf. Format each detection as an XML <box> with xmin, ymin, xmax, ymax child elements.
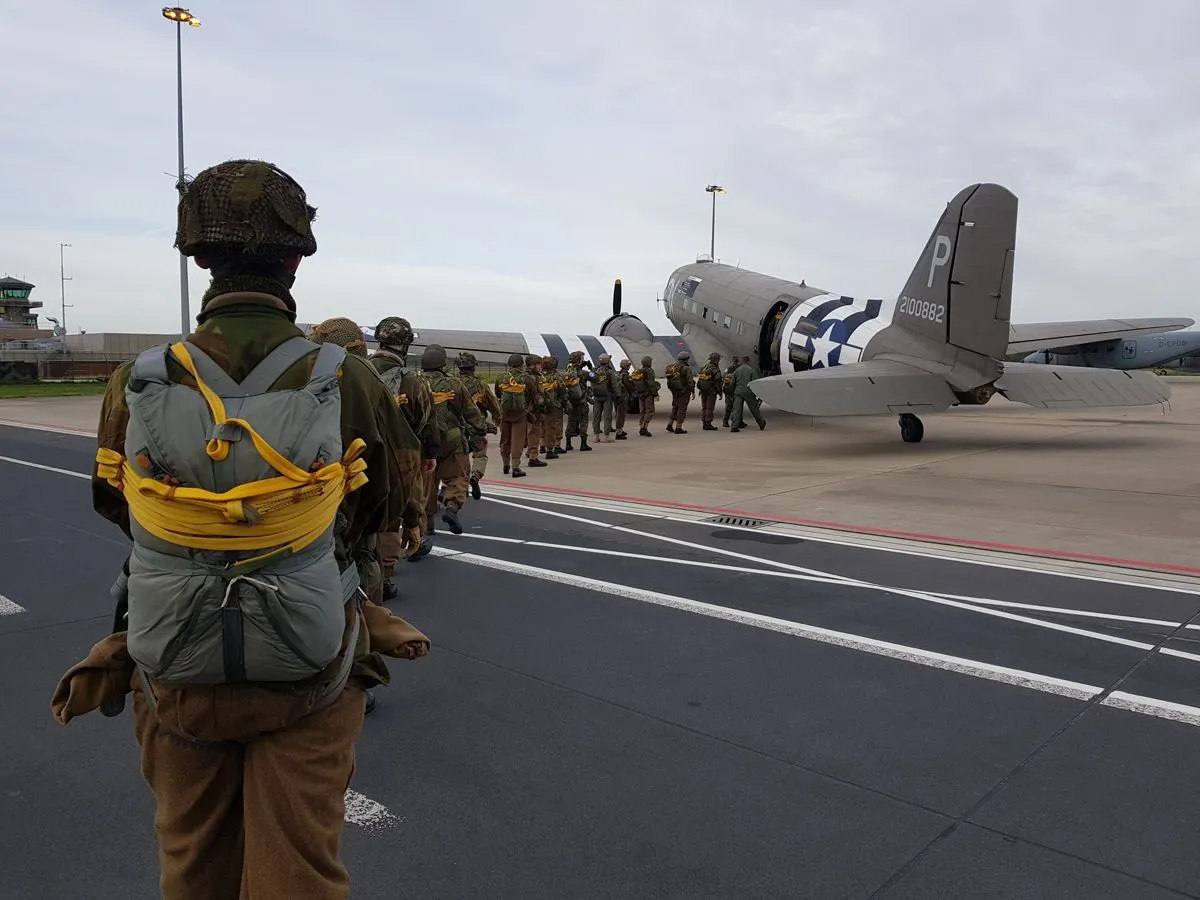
<box><xmin>198</xmin><ymin>255</ymin><xmax>299</xmax><ymax>321</ymax></box>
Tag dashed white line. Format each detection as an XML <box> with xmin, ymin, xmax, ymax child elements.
<box><xmin>343</xmin><ymin>789</ymin><xmax>402</xmax><ymax>831</ymax></box>
<box><xmin>0</xmin><ymin>593</ymin><xmax>26</xmax><ymax>616</ymax></box>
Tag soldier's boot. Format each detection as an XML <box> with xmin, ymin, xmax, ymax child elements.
<box><xmin>441</xmin><ymin>502</ymin><xmax>464</xmax><ymax>535</ymax></box>
<box><xmin>365</xmin><ymin>691</ymin><xmax>377</xmax><ymax>716</ymax></box>
<box><xmin>579</xmin><ymin>434</ymin><xmax>592</xmax><ymax>451</ymax></box>
<box><xmin>503</xmin><ymin>459</ymin><xmax>511</xmax><ymax>475</ymax></box>
<box><xmin>758</xmin><ymin>419</ymin><xmax>767</xmax><ymax>430</ymax></box>
<box><xmin>528</xmin><ymin>458</ymin><xmax>548</xmax><ymax>468</ymax></box>
<box><xmin>564</xmin><ymin>437</ymin><xmax>574</xmax><ymax>451</ymax></box>
<box><xmin>615</xmin><ymin>431</ymin><xmax>628</xmax><ymax>440</ymax></box>
<box><xmin>676</xmin><ymin>425</ymin><xmax>688</xmax><ymax>434</ymax></box>
<box><xmin>470</xmin><ymin>473</ymin><xmax>482</xmax><ymax>500</ymax></box>
<box><xmin>546</xmin><ymin>449</ymin><xmax>560</xmax><ymax>459</ymax></box>
<box><xmin>639</xmin><ymin>427</ymin><xmax>651</xmax><ymax>437</ymax></box>
<box><xmin>666</xmin><ymin>422</ymin><xmax>675</xmax><ymax>433</ymax></box>
<box><xmin>382</xmin><ymin>580</ymin><xmax>399</xmax><ymax>602</ymax></box>
<box><xmin>512</xmin><ymin>466</ymin><xmax>526</xmax><ymax>478</ymax></box>
<box><xmin>409</xmin><ymin>537</ymin><xmax>433</xmax><ymax>562</ymax></box>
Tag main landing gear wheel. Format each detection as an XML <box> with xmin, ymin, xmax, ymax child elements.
<box><xmin>899</xmin><ymin>413</ymin><xmax>924</xmax><ymax>443</ymax></box>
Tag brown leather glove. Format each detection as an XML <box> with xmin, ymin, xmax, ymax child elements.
<box><xmin>401</xmin><ymin>526</ymin><xmax>423</xmax><ymax>558</ymax></box>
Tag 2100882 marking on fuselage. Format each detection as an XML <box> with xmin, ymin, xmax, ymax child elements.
<box><xmin>898</xmin><ymin>295</ymin><xmax>946</xmax><ymax>324</ymax></box>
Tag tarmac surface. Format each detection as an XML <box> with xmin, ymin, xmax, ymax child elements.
<box><xmin>3</xmin><ymin>403</ymin><xmax>1200</xmax><ymax>898</ymax></box>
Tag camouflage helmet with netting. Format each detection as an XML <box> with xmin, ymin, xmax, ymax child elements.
<box><xmin>641</xmin><ymin>355</ymin><xmax>653</xmax><ymax>367</ymax></box>
<box><xmin>619</xmin><ymin>358</ymin><xmax>631</xmax><ymax>368</ymax></box>
<box><xmin>569</xmin><ymin>350</ymin><xmax>585</xmax><ymax>363</ymax></box>
<box><xmin>709</xmin><ymin>351</ymin><xmax>722</xmax><ymax>361</ymax></box>
<box><xmin>678</xmin><ymin>350</ymin><xmax>691</xmax><ymax>361</ymax></box>
<box><xmin>374</xmin><ymin>316</ymin><xmax>414</xmax><ymax>350</ymax></box>
<box><xmin>542</xmin><ymin>355</ymin><xmax>557</xmax><ymax>368</ymax></box>
<box><xmin>175</xmin><ymin>159</ymin><xmax>317</xmax><ymax>258</ymax></box>
<box><xmin>525</xmin><ymin>354</ymin><xmax>542</xmax><ymax>368</ymax></box>
<box><xmin>310</xmin><ymin>317</ymin><xmax>367</xmax><ymax>357</ymax></box>
<box><xmin>507</xmin><ymin>353</ymin><xmax>525</xmax><ymax>368</ymax></box>
<box><xmin>456</xmin><ymin>351</ymin><xmax>477</xmax><ymax>369</ymax></box>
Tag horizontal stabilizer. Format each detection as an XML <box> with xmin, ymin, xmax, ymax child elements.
<box><xmin>750</xmin><ymin>359</ymin><xmax>958</xmax><ymax>417</ymax></box>
<box><xmin>997</xmin><ymin>362</ymin><xmax>1170</xmax><ymax>408</ymax></box>
<box><xmin>1007</xmin><ymin>318</ymin><xmax>1195</xmax><ymax>354</ymax></box>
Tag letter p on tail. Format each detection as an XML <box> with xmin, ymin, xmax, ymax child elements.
<box><xmin>927</xmin><ymin>236</ymin><xmax>952</xmax><ymax>289</ymax></box>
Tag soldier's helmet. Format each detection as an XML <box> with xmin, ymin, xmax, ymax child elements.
<box><xmin>375</xmin><ymin>316</ymin><xmax>414</xmax><ymax>350</ymax></box>
<box><xmin>421</xmin><ymin>344</ymin><xmax>447</xmax><ymax>370</ymax></box>
<box><xmin>175</xmin><ymin>159</ymin><xmax>317</xmax><ymax>259</ymax></box>
<box><xmin>310</xmin><ymin>317</ymin><xmax>367</xmax><ymax>357</ymax></box>
<box><xmin>456</xmin><ymin>351</ymin><xmax>477</xmax><ymax>369</ymax></box>
<box><xmin>599</xmin><ymin>353</ymin><xmax>612</xmax><ymax>363</ymax></box>
<box><xmin>542</xmin><ymin>355</ymin><xmax>556</xmax><ymax>368</ymax></box>
<box><xmin>678</xmin><ymin>351</ymin><xmax>691</xmax><ymax>361</ymax></box>
<box><xmin>525</xmin><ymin>354</ymin><xmax>542</xmax><ymax>368</ymax></box>
<box><xmin>507</xmin><ymin>353</ymin><xmax>525</xmax><ymax>368</ymax></box>
<box><xmin>641</xmin><ymin>355</ymin><xmax>653</xmax><ymax>367</ymax></box>
<box><xmin>569</xmin><ymin>350</ymin><xmax>585</xmax><ymax>362</ymax></box>
<box><xmin>619</xmin><ymin>359</ymin><xmax>631</xmax><ymax>368</ymax></box>
<box><xmin>709</xmin><ymin>352</ymin><xmax>721</xmax><ymax>361</ymax></box>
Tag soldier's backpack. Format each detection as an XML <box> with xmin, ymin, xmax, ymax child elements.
<box><xmin>592</xmin><ymin>367</ymin><xmax>611</xmax><ymax>399</ymax></box>
<box><xmin>498</xmin><ymin>370</ymin><xmax>528</xmax><ymax>414</ymax></box>
<box><xmin>665</xmin><ymin>363</ymin><xmax>685</xmax><ymax>392</ymax></box>
<box><xmin>378</xmin><ymin>362</ymin><xmax>410</xmax><ymax>407</ymax></box>
<box><xmin>95</xmin><ymin>337</ymin><xmax>366</xmax><ymax>708</ymax></box>
<box><xmin>420</xmin><ymin>370</ymin><xmax>467</xmax><ymax>453</ymax></box>
<box><xmin>723</xmin><ymin>370</ymin><xmax>736</xmax><ymax>391</ymax></box>
<box><xmin>697</xmin><ymin>368</ymin><xmax>717</xmax><ymax>394</ymax></box>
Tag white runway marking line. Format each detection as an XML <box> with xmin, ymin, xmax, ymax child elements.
<box><xmin>485</xmin><ymin>484</ymin><xmax>1200</xmax><ymax>596</ymax></box>
<box><xmin>460</xmin><ymin>532</ymin><xmax>1200</xmax><ymax>644</ymax></box>
<box><xmin>0</xmin><ymin>455</ymin><xmax>89</xmax><ymax>480</ymax></box>
<box><xmin>431</xmin><ymin>546</ymin><xmax>1200</xmax><ymax>729</ymax></box>
<box><xmin>482</xmin><ymin>496</ymin><xmax>1199</xmax><ymax>661</ymax></box>
<box><xmin>0</xmin><ymin>593</ymin><xmax>26</xmax><ymax>616</ymax></box>
<box><xmin>343</xmin><ymin>789</ymin><xmax>402</xmax><ymax>831</ymax></box>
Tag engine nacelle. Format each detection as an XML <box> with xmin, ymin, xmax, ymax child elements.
<box><xmin>600</xmin><ymin>313</ymin><xmax>653</xmax><ymax>343</ymax></box>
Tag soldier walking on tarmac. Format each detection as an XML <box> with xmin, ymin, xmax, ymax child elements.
<box><xmin>697</xmin><ymin>352</ymin><xmax>723</xmax><ymax>430</ymax></box>
<box><xmin>665</xmin><ymin>350</ymin><xmax>695</xmax><ymax>434</ymax></box>
<box><xmin>419</xmin><ymin>344</ymin><xmax>485</xmax><ymax>534</ymax></box>
<box><xmin>495</xmin><ymin>354</ymin><xmax>533</xmax><ymax>477</ymax></box>
<box><xmin>455</xmin><ymin>351</ymin><xmax>500</xmax><ymax>500</ymax></box>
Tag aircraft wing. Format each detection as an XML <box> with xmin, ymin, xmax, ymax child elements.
<box><xmin>996</xmin><ymin>362</ymin><xmax>1170</xmax><ymax>408</ymax></box>
<box><xmin>1007</xmin><ymin>318</ymin><xmax>1195</xmax><ymax>354</ymax></box>
<box><xmin>749</xmin><ymin>359</ymin><xmax>958</xmax><ymax>417</ymax></box>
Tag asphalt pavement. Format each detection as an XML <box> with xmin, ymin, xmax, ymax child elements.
<box><xmin>3</xmin><ymin>422</ymin><xmax>1200</xmax><ymax>899</ymax></box>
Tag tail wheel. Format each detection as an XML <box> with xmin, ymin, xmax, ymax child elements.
<box><xmin>899</xmin><ymin>413</ymin><xmax>924</xmax><ymax>443</ymax></box>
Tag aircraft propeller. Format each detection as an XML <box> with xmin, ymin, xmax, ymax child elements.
<box><xmin>613</xmin><ymin>279</ymin><xmax>622</xmax><ymax>317</ymax></box>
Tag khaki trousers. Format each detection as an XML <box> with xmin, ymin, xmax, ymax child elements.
<box><xmin>669</xmin><ymin>392</ymin><xmax>690</xmax><ymax>426</ymax></box>
<box><xmin>134</xmin><ymin>684</ymin><xmax>365</xmax><ymax>900</ymax></box>
<box><xmin>426</xmin><ymin>451</ymin><xmax>470</xmax><ymax>512</ymax></box>
<box><xmin>700</xmin><ymin>392</ymin><xmax>718</xmax><ymax>423</ymax></box>
<box><xmin>638</xmin><ymin>396</ymin><xmax>655</xmax><ymax>429</ymax></box>
<box><xmin>499</xmin><ymin>418</ymin><xmax>528</xmax><ymax>464</ymax></box>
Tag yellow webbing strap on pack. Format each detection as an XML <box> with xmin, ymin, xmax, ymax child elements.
<box><xmin>500</xmin><ymin>380</ymin><xmax>525</xmax><ymax>393</ymax></box>
<box><xmin>95</xmin><ymin>342</ymin><xmax>369</xmax><ymax>566</ymax></box>
<box><xmin>431</xmin><ymin>390</ymin><xmax>455</xmax><ymax>404</ymax></box>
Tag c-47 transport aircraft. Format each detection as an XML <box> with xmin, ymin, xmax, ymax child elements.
<box><xmin>319</xmin><ymin>183</ymin><xmax>1191</xmax><ymax>443</ymax></box>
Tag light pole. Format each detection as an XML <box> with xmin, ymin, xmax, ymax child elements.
<box><xmin>162</xmin><ymin>7</ymin><xmax>201</xmax><ymax>338</ymax></box>
<box><xmin>59</xmin><ymin>243</ymin><xmax>73</xmax><ymax>334</ymax></box>
<box><xmin>705</xmin><ymin>184</ymin><xmax>726</xmax><ymax>260</ymax></box>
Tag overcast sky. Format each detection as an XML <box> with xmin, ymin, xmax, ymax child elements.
<box><xmin>3</xmin><ymin>0</ymin><xmax>1198</xmax><ymax>338</ymax></box>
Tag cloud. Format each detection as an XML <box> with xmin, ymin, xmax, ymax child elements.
<box><xmin>3</xmin><ymin>0</ymin><xmax>1199</xmax><ymax>340</ymax></box>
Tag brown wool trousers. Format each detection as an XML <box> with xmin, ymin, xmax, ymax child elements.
<box><xmin>499</xmin><ymin>418</ymin><xmax>528</xmax><ymax>464</ymax></box>
<box><xmin>426</xmin><ymin>451</ymin><xmax>470</xmax><ymax>510</ymax></box>
<box><xmin>134</xmin><ymin>685</ymin><xmax>365</xmax><ymax>900</ymax></box>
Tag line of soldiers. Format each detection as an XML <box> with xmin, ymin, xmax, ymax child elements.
<box><xmin>489</xmin><ymin>350</ymin><xmax>768</xmax><ymax>469</ymax></box>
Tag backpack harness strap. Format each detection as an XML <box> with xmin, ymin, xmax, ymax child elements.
<box><xmin>96</xmin><ymin>340</ymin><xmax>369</xmax><ymax>569</ymax></box>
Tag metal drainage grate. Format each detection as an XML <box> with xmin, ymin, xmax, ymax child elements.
<box><xmin>704</xmin><ymin>514</ymin><xmax>774</xmax><ymax>529</ymax></box>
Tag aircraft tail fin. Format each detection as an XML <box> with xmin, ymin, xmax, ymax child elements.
<box><xmin>893</xmin><ymin>183</ymin><xmax>1017</xmax><ymax>361</ymax></box>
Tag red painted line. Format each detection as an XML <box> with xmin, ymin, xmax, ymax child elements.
<box><xmin>482</xmin><ymin>479</ymin><xmax>1200</xmax><ymax>576</ymax></box>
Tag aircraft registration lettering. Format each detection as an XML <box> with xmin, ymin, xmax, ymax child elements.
<box><xmin>898</xmin><ymin>295</ymin><xmax>945</xmax><ymax>324</ymax></box>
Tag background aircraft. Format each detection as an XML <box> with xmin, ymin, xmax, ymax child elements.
<box><xmin>312</xmin><ymin>184</ymin><xmax>1191</xmax><ymax>442</ymax></box>
<box><xmin>1020</xmin><ymin>329</ymin><xmax>1200</xmax><ymax>369</ymax></box>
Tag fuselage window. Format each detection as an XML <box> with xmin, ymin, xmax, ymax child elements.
<box><xmin>723</xmin><ymin>315</ymin><xmax>731</xmax><ymax>329</ymax></box>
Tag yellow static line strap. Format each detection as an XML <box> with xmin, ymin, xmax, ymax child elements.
<box><xmin>431</xmin><ymin>390</ymin><xmax>455</xmax><ymax>404</ymax></box>
<box><xmin>564</xmin><ymin>377</ymin><xmax>580</xmax><ymax>387</ymax></box>
<box><xmin>96</xmin><ymin>342</ymin><xmax>370</xmax><ymax>566</ymax></box>
<box><xmin>500</xmin><ymin>382</ymin><xmax>526</xmax><ymax>393</ymax></box>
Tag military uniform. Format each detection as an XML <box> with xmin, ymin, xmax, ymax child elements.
<box><xmin>721</xmin><ymin>361</ymin><xmax>738</xmax><ymax>428</ymax></box>
<box><xmin>632</xmin><ymin>355</ymin><xmax>659</xmax><ymax>436</ymax></box>
<box><xmin>590</xmin><ymin>353</ymin><xmax>621</xmax><ymax>442</ymax></box>
<box><xmin>563</xmin><ymin>350</ymin><xmax>592</xmax><ymax>451</ymax></box>
<box><xmin>371</xmin><ymin>317</ymin><xmax>439</xmax><ymax>572</ymax></box>
<box><xmin>494</xmin><ymin>354</ymin><xmax>532</xmax><ymax>477</ymax></box>
<box><xmin>616</xmin><ymin>359</ymin><xmax>634</xmax><ymax>439</ymax></box>
<box><xmin>540</xmin><ymin>355</ymin><xmax>566</xmax><ymax>455</ymax></box>
<box><xmin>697</xmin><ymin>352</ymin><xmax>723</xmax><ymax>430</ymax></box>
<box><xmin>73</xmin><ymin>159</ymin><xmax>427</xmax><ymax>900</ymax></box>
<box><xmin>456</xmin><ymin>351</ymin><xmax>500</xmax><ymax>500</ymax></box>
<box><xmin>665</xmin><ymin>350</ymin><xmax>696</xmax><ymax>434</ymax></box>
<box><xmin>730</xmin><ymin>359</ymin><xmax>767</xmax><ymax>431</ymax></box>
<box><xmin>519</xmin><ymin>355</ymin><xmax>547</xmax><ymax>467</ymax></box>
<box><xmin>419</xmin><ymin>344</ymin><xmax>485</xmax><ymax>534</ymax></box>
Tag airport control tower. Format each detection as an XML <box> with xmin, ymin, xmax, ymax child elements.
<box><xmin>0</xmin><ymin>276</ymin><xmax>51</xmax><ymax>341</ymax></box>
